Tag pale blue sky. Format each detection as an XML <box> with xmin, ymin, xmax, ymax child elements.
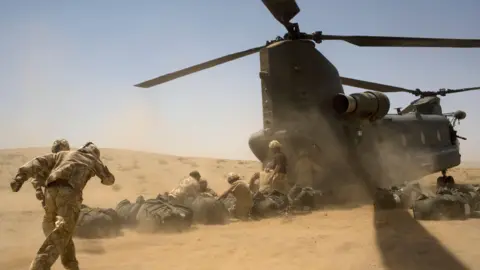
<box><xmin>1</xmin><ymin>0</ymin><xmax>479</xmax><ymax>161</ymax></box>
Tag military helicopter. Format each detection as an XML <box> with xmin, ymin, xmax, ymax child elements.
<box><xmin>134</xmin><ymin>0</ymin><xmax>480</xmax><ymax>195</ymax></box>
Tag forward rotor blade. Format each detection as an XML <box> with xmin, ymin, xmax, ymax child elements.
<box><xmin>340</xmin><ymin>77</ymin><xmax>417</xmax><ymax>94</ymax></box>
<box><xmin>321</xmin><ymin>35</ymin><xmax>480</xmax><ymax>48</ymax></box>
<box><xmin>261</xmin><ymin>0</ymin><xmax>300</xmax><ymax>26</ymax></box>
<box><xmin>135</xmin><ymin>45</ymin><xmax>265</xmax><ymax>88</ymax></box>
<box><xmin>445</xmin><ymin>86</ymin><xmax>480</xmax><ymax>94</ymax></box>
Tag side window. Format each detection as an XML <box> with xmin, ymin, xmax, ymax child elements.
<box><xmin>437</xmin><ymin>130</ymin><xmax>442</xmax><ymax>142</ymax></box>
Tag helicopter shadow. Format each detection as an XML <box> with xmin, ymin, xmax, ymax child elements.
<box><xmin>374</xmin><ymin>209</ymin><xmax>468</xmax><ymax>270</ymax></box>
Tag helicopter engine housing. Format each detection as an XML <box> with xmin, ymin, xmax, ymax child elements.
<box><xmin>332</xmin><ymin>91</ymin><xmax>390</xmax><ymax>121</ymax></box>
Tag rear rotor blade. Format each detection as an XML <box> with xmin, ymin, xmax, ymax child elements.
<box><xmin>340</xmin><ymin>77</ymin><xmax>417</xmax><ymax>94</ymax></box>
<box><xmin>135</xmin><ymin>45</ymin><xmax>265</xmax><ymax>88</ymax></box>
<box><xmin>320</xmin><ymin>34</ymin><xmax>480</xmax><ymax>48</ymax></box>
<box><xmin>261</xmin><ymin>0</ymin><xmax>300</xmax><ymax>26</ymax></box>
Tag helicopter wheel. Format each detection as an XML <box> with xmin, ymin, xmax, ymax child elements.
<box><xmin>436</xmin><ymin>173</ymin><xmax>455</xmax><ymax>189</ymax></box>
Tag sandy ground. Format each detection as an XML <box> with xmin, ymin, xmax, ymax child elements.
<box><xmin>1</xmin><ymin>148</ymin><xmax>480</xmax><ymax>270</ymax></box>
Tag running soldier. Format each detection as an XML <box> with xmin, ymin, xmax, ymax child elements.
<box><xmin>10</xmin><ymin>141</ymin><xmax>115</xmax><ymax>270</ymax></box>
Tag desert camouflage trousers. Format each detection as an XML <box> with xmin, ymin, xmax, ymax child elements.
<box><xmin>30</xmin><ymin>185</ymin><xmax>82</xmax><ymax>270</ymax></box>
<box><xmin>270</xmin><ymin>173</ymin><xmax>289</xmax><ymax>195</ymax></box>
<box><xmin>229</xmin><ymin>201</ymin><xmax>254</xmax><ymax>220</ymax></box>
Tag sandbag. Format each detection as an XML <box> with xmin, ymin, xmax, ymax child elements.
<box><xmin>190</xmin><ymin>194</ymin><xmax>229</xmax><ymax>225</ymax></box>
<box><xmin>115</xmin><ymin>196</ymin><xmax>145</xmax><ymax>226</ymax></box>
<box><xmin>75</xmin><ymin>206</ymin><xmax>123</xmax><ymax>239</ymax></box>
<box><xmin>135</xmin><ymin>198</ymin><xmax>193</xmax><ymax>233</ymax></box>
<box><xmin>251</xmin><ymin>191</ymin><xmax>289</xmax><ymax>218</ymax></box>
<box><xmin>412</xmin><ymin>194</ymin><xmax>468</xmax><ymax>220</ymax></box>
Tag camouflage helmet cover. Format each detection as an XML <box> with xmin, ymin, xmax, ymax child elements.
<box><xmin>51</xmin><ymin>139</ymin><xmax>70</xmax><ymax>153</ymax></box>
<box><xmin>268</xmin><ymin>140</ymin><xmax>282</xmax><ymax>149</ymax></box>
<box><xmin>227</xmin><ymin>172</ymin><xmax>241</xmax><ymax>183</ymax></box>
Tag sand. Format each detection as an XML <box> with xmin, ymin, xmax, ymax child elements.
<box><xmin>1</xmin><ymin>147</ymin><xmax>480</xmax><ymax>270</ymax></box>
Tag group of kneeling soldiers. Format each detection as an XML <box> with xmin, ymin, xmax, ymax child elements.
<box><xmin>75</xmin><ymin>139</ymin><xmax>321</xmax><ymax>239</ymax></box>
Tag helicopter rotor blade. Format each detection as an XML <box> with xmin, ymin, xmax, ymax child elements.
<box><xmin>340</xmin><ymin>77</ymin><xmax>417</xmax><ymax>94</ymax></box>
<box><xmin>318</xmin><ymin>34</ymin><xmax>480</xmax><ymax>48</ymax></box>
<box><xmin>261</xmin><ymin>0</ymin><xmax>300</xmax><ymax>26</ymax></box>
<box><xmin>134</xmin><ymin>45</ymin><xmax>265</xmax><ymax>88</ymax></box>
<box><xmin>444</xmin><ymin>86</ymin><xmax>480</xmax><ymax>94</ymax></box>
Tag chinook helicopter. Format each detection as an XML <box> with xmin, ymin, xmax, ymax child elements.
<box><xmin>134</xmin><ymin>0</ymin><xmax>480</xmax><ymax>195</ymax></box>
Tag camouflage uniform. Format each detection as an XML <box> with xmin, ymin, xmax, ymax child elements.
<box><xmin>221</xmin><ymin>172</ymin><xmax>253</xmax><ymax>220</ymax></box>
<box><xmin>199</xmin><ymin>179</ymin><xmax>218</xmax><ymax>197</ymax></box>
<box><xmin>10</xmin><ymin>142</ymin><xmax>115</xmax><ymax>270</ymax></box>
<box><xmin>267</xmin><ymin>140</ymin><xmax>289</xmax><ymax>195</ymax></box>
<box><xmin>31</xmin><ymin>139</ymin><xmax>71</xmax><ymax>235</ymax></box>
<box><xmin>168</xmin><ymin>171</ymin><xmax>201</xmax><ymax>205</ymax></box>
<box><xmin>31</xmin><ymin>139</ymin><xmax>71</xmax><ymax>211</ymax></box>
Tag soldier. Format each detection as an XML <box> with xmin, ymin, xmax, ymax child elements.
<box><xmin>248</xmin><ymin>162</ymin><xmax>274</xmax><ymax>193</ymax></box>
<box><xmin>32</xmin><ymin>139</ymin><xmax>71</xmax><ymax>215</ymax></box>
<box><xmin>218</xmin><ymin>172</ymin><xmax>253</xmax><ymax>220</ymax></box>
<box><xmin>266</xmin><ymin>140</ymin><xmax>289</xmax><ymax>195</ymax></box>
<box><xmin>168</xmin><ymin>170</ymin><xmax>202</xmax><ymax>206</ymax></box>
<box><xmin>10</xmin><ymin>141</ymin><xmax>115</xmax><ymax>270</ymax></box>
<box><xmin>199</xmin><ymin>178</ymin><xmax>218</xmax><ymax>197</ymax></box>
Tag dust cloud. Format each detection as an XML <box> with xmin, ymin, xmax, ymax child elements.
<box><xmin>1</xmin><ymin>148</ymin><xmax>480</xmax><ymax>269</ymax></box>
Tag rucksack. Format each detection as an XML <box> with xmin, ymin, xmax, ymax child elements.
<box><xmin>191</xmin><ymin>194</ymin><xmax>229</xmax><ymax>225</ymax></box>
<box><xmin>75</xmin><ymin>206</ymin><xmax>122</xmax><ymax>239</ymax></box>
<box><xmin>251</xmin><ymin>190</ymin><xmax>288</xmax><ymax>218</ymax></box>
<box><xmin>373</xmin><ymin>188</ymin><xmax>399</xmax><ymax>210</ymax></box>
<box><xmin>115</xmin><ymin>196</ymin><xmax>145</xmax><ymax>226</ymax></box>
<box><xmin>288</xmin><ymin>186</ymin><xmax>316</xmax><ymax>209</ymax></box>
<box><xmin>135</xmin><ymin>198</ymin><xmax>193</xmax><ymax>233</ymax></box>
<box><xmin>412</xmin><ymin>194</ymin><xmax>468</xmax><ymax>220</ymax></box>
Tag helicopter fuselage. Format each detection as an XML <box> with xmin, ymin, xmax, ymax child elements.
<box><xmin>248</xmin><ymin>39</ymin><xmax>461</xmax><ymax>192</ymax></box>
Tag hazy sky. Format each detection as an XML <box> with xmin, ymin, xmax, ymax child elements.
<box><xmin>1</xmin><ymin>0</ymin><xmax>480</xmax><ymax>161</ymax></box>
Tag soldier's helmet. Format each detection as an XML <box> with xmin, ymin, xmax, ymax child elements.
<box><xmin>199</xmin><ymin>179</ymin><xmax>208</xmax><ymax>190</ymax></box>
<box><xmin>80</xmin><ymin>141</ymin><xmax>100</xmax><ymax>158</ymax></box>
<box><xmin>51</xmin><ymin>139</ymin><xmax>70</xmax><ymax>153</ymax></box>
<box><xmin>189</xmin><ymin>170</ymin><xmax>201</xmax><ymax>180</ymax></box>
<box><xmin>227</xmin><ymin>172</ymin><xmax>241</xmax><ymax>184</ymax></box>
<box><xmin>135</xmin><ymin>195</ymin><xmax>145</xmax><ymax>204</ymax></box>
<box><xmin>268</xmin><ymin>140</ymin><xmax>282</xmax><ymax>149</ymax></box>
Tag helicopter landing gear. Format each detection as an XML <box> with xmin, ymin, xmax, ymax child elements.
<box><xmin>436</xmin><ymin>170</ymin><xmax>455</xmax><ymax>189</ymax></box>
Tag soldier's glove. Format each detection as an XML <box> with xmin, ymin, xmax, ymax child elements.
<box><xmin>35</xmin><ymin>190</ymin><xmax>45</xmax><ymax>201</ymax></box>
<box><xmin>104</xmin><ymin>165</ymin><xmax>111</xmax><ymax>173</ymax></box>
<box><xmin>10</xmin><ymin>179</ymin><xmax>23</xmax><ymax>192</ymax></box>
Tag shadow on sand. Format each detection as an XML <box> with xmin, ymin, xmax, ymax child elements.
<box><xmin>374</xmin><ymin>209</ymin><xmax>468</xmax><ymax>270</ymax></box>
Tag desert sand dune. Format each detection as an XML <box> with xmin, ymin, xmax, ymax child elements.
<box><xmin>1</xmin><ymin>148</ymin><xmax>480</xmax><ymax>269</ymax></box>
